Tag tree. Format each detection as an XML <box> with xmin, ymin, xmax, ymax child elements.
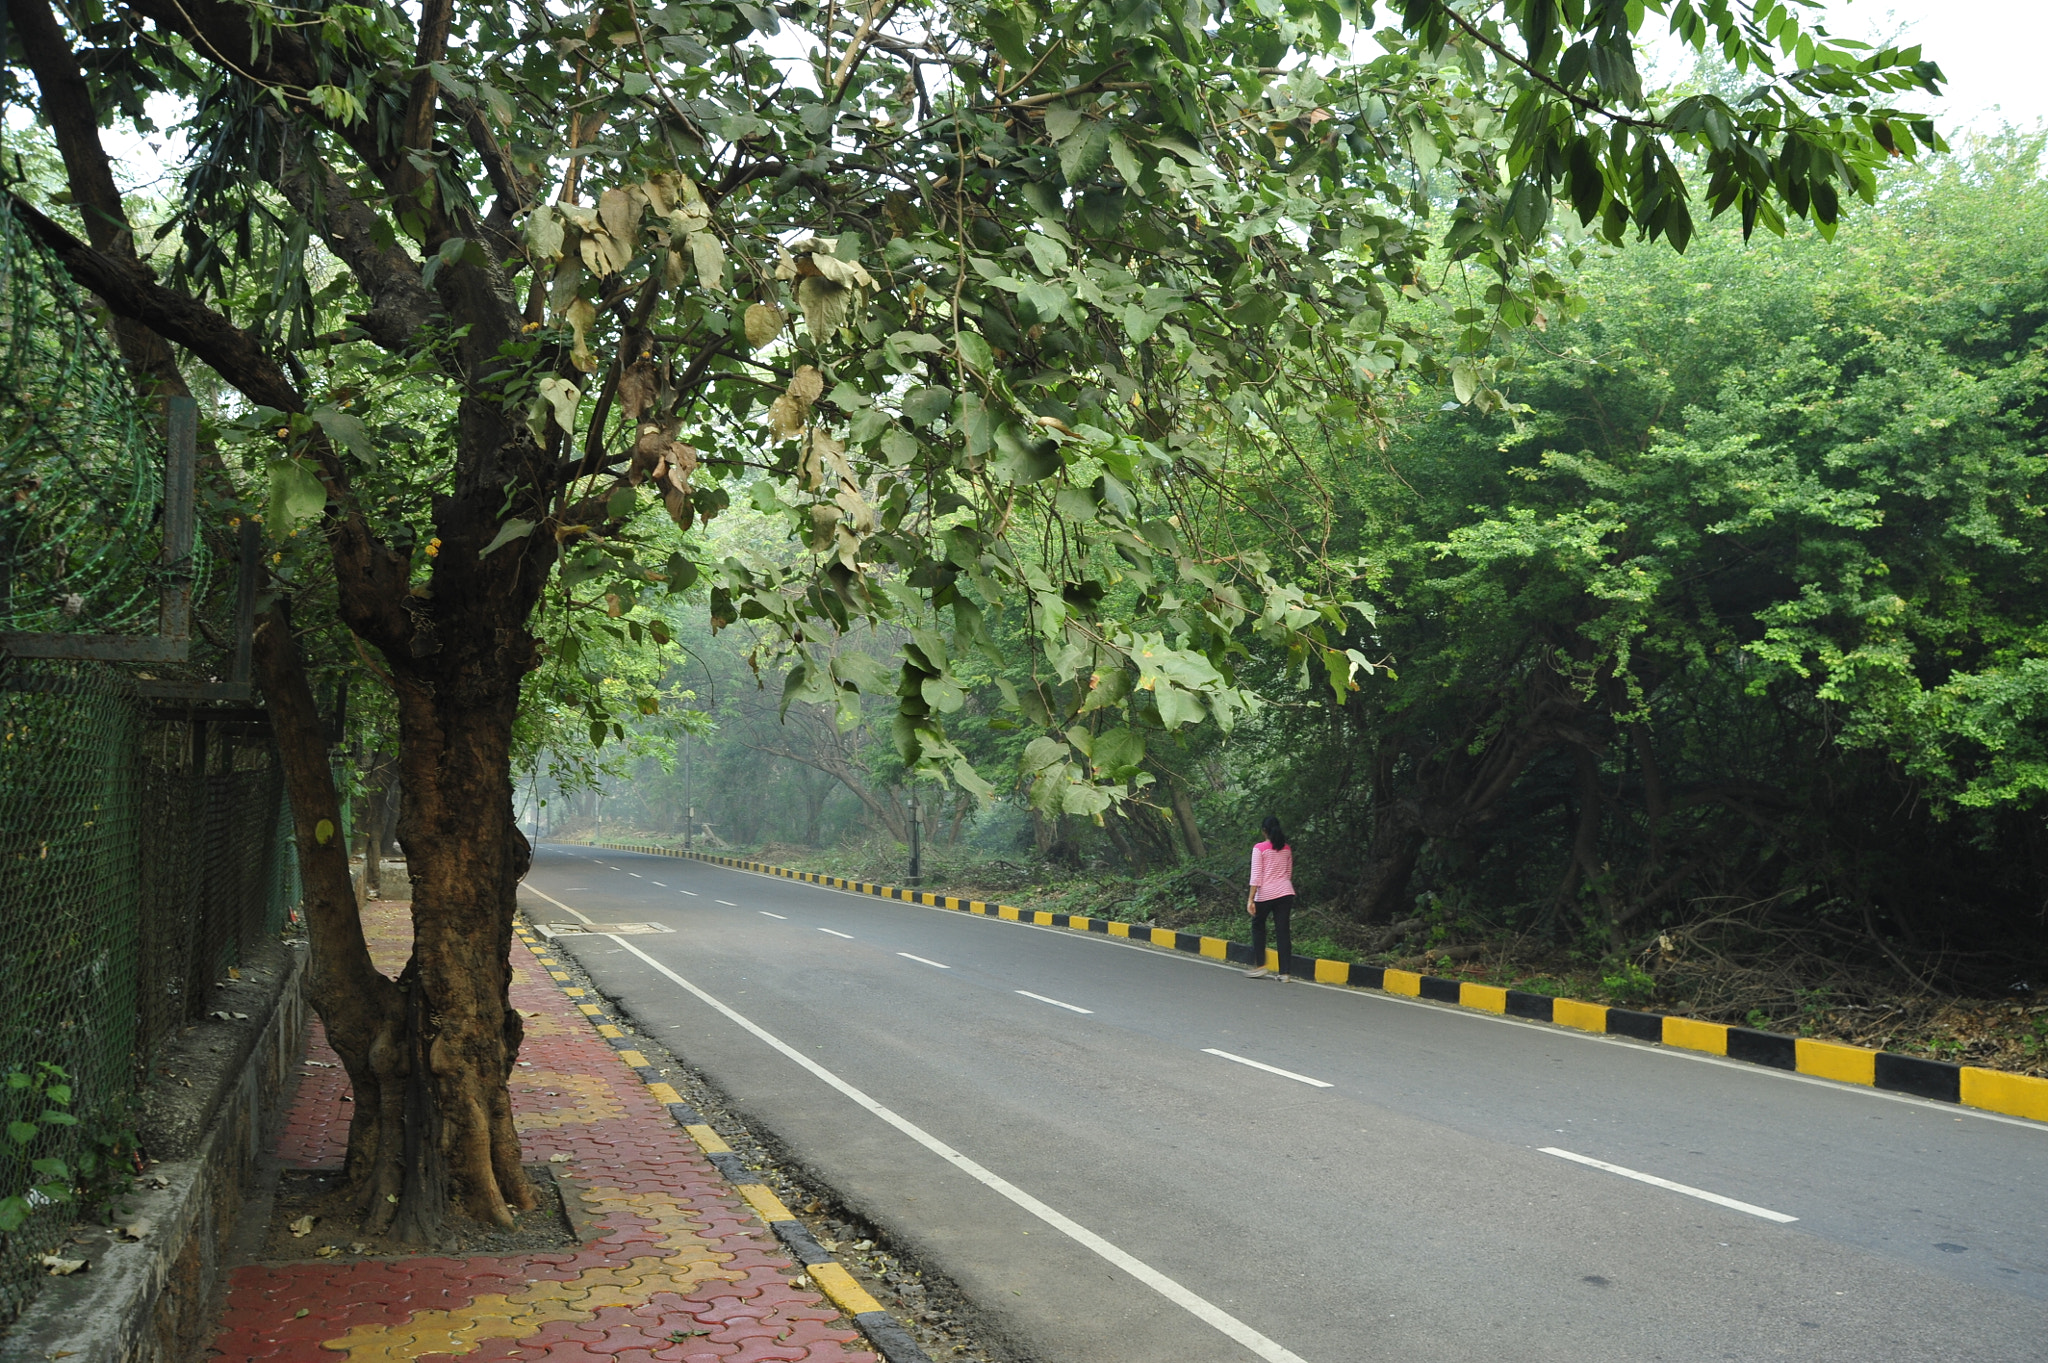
<box><xmin>5</xmin><ymin>0</ymin><xmax>1942</xmax><ymax>1236</ymax></box>
<box><xmin>1227</xmin><ymin>135</ymin><xmax>2048</xmax><ymax>974</ymax></box>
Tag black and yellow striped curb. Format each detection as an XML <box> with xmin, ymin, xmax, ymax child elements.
<box><xmin>596</xmin><ymin>841</ymin><xmax>2048</xmax><ymax>1127</ymax></box>
<box><xmin>514</xmin><ymin>920</ymin><xmax>930</xmax><ymax>1363</ymax></box>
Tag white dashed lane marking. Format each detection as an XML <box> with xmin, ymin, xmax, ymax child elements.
<box><xmin>1540</xmin><ymin>1148</ymin><xmax>1797</xmax><ymax>1223</ymax></box>
<box><xmin>1017</xmin><ymin>990</ymin><xmax>1092</xmax><ymax>1015</ymax></box>
<box><xmin>1202</xmin><ymin>1049</ymin><xmax>1332</xmax><ymax>1088</ymax></box>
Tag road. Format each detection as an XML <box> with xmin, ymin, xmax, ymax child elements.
<box><xmin>519</xmin><ymin>844</ymin><xmax>2047</xmax><ymax>1362</ymax></box>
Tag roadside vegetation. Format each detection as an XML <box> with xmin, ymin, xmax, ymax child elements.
<box><xmin>559</xmin><ymin>135</ymin><xmax>2048</xmax><ymax>1082</ymax></box>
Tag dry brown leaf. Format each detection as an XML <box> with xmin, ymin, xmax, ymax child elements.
<box><xmin>289</xmin><ymin>1215</ymin><xmax>315</xmax><ymax>1238</ymax></box>
<box><xmin>597</xmin><ymin>185</ymin><xmax>641</xmax><ymax>249</ymax></box>
<box><xmin>618</xmin><ymin>360</ymin><xmax>661</xmax><ymax>422</ymax></box>
<box><xmin>796</xmin><ymin>277</ymin><xmax>852</xmax><ymax>336</ymax></box>
<box><xmin>766</xmin><ymin>394</ymin><xmax>806</xmax><ymax>441</ymax></box>
<box><xmin>808</xmin><ymin>503</ymin><xmax>840</xmax><ymax>552</ymax></box>
<box><xmin>40</xmin><ymin>1255</ymin><xmax>86</xmax><ymax>1275</ymax></box>
<box><xmin>788</xmin><ymin>365</ymin><xmax>825</xmax><ymax>405</ymax></box>
<box><xmin>566</xmin><ymin>298</ymin><xmax>598</xmax><ymax>373</ymax></box>
<box><xmin>744</xmin><ymin>303</ymin><xmax>786</xmax><ymax>349</ymax></box>
<box><xmin>548</xmin><ymin>1152</ymin><xmax>573</xmax><ymax>1163</ymax></box>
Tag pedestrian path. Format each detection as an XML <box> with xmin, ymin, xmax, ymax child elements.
<box><xmin>208</xmin><ymin>903</ymin><xmax>878</xmax><ymax>1362</ymax></box>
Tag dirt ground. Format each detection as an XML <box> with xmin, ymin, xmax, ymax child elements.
<box><xmin>255</xmin><ymin>1164</ymin><xmax>581</xmax><ymax>1264</ymax></box>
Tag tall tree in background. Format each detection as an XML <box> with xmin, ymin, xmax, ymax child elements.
<box><xmin>4</xmin><ymin>0</ymin><xmax>1941</xmax><ymax>1234</ymax></box>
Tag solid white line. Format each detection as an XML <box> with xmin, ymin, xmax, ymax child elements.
<box><xmin>898</xmin><ymin>953</ymin><xmax>950</xmax><ymax>969</ymax></box>
<box><xmin>1017</xmin><ymin>990</ymin><xmax>1093</xmax><ymax>1014</ymax></box>
<box><xmin>1540</xmin><ymin>1147</ymin><xmax>1798</xmax><ymax>1223</ymax></box>
<box><xmin>759</xmin><ymin>911</ymin><xmax>788</xmax><ymax>920</ymax></box>
<box><xmin>1202</xmin><ymin>1049</ymin><xmax>1333</xmax><ymax>1089</ymax></box>
<box><xmin>819</xmin><ymin>928</ymin><xmax>855</xmax><ymax>939</ymax></box>
<box><xmin>518</xmin><ymin>884</ymin><xmax>594</xmax><ymax>924</ymax></box>
<box><xmin>716</xmin><ymin>900</ymin><xmax>738</xmax><ymax>906</ymax></box>
<box><xmin>604</xmin><ymin>936</ymin><xmax>1310</xmax><ymax>1363</ymax></box>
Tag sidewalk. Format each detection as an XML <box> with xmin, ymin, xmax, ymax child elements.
<box><xmin>207</xmin><ymin>903</ymin><xmax>882</xmax><ymax>1362</ymax></box>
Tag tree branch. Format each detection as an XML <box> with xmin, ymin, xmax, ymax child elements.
<box><xmin>271</xmin><ymin>131</ymin><xmax>446</xmax><ymax>352</ymax></box>
<box><xmin>9</xmin><ymin>0</ymin><xmax>189</xmax><ymax>400</ymax></box>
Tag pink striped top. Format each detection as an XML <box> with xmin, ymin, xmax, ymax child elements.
<box><xmin>1249</xmin><ymin>840</ymin><xmax>1295</xmax><ymax>901</ymax></box>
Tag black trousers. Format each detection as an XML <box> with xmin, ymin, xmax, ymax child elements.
<box><xmin>1251</xmin><ymin>894</ymin><xmax>1294</xmax><ymax>970</ymax></box>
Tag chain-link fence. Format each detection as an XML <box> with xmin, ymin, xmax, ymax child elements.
<box><xmin>0</xmin><ymin>661</ymin><xmax>297</xmax><ymax>1325</ymax></box>
<box><xmin>0</xmin><ymin>197</ymin><xmax>212</xmax><ymax>638</ymax></box>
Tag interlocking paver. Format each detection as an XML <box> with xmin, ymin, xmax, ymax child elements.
<box><xmin>204</xmin><ymin>902</ymin><xmax>881</xmax><ymax>1363</ymax></box>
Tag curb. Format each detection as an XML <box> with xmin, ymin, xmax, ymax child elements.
<box><xmin>1</xmin><ymin>948</ymin><xmax>309</xmax><ymax>1363</ymax></box>
<box><xmin>595</xmin><ymin>841</ymin><xmax>2048</xmax><ymax>1128</ymax></box>
<box><xmin>513</xmin><ymin>919</ymin><xmax>931</xmax><ymax>1363</ymax></box>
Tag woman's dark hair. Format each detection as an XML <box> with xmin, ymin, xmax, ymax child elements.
<box><xmin>1261</xmin><ymin>816</ymin><xmax>1288</xmax><ymax>850</ymax></box>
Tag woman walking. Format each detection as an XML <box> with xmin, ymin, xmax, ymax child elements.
<box><xmin>1245</xmin><ymin>816</ymin><xmax>1296</xmax><ymax>980</ymax></box>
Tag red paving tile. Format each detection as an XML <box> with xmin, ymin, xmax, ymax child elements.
<box><xmin>206</xmin><ymin>904</ymin><xmax>881</xmax><ymax>1363</ymax></box>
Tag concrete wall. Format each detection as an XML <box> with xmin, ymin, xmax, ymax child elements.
<box><xmin>0</xmin><ymin>944</ymin><xmax>307</xmax><ymax>1363</ymax></box>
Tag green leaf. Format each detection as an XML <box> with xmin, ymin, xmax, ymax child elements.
<box><xmin>687</xmin><ymin>231</ymin><xmax>726</xmax><ymax>290</ymax></box>
<box><xmin>1059</xmin><ymin>122</ymin><xmax>1112</xmax><ymax>185</ymax></box>
<box><xmin>1059</xmin><ymin>780</ymin><xmax>1113</xmax><ymax>817</ymax></box>
<box><xmin>950</xmin><ymin>758</ymin><xmax>996</xmax><ymax>800</ymax></box>
<box><xmin>0</xmin><ymin>1196</ymin><xmax>27</xmax><ymax>1232</ymax></box>
<box><xmin>1152</xmin><ymin>683</ymin><xmax>1204</xmax><ymax>729</ymax></box>
<box><xmin>921</xmin><ymin>675</ymin><xmax>966</xmax><ymax>713</ymax></box>
<box><xmin>1018</xmin><ymin>281</ymin><xmax>1068</xmax><ymax>325</ymax></box>
<box><xmin>1022</xmin><ymin>735</ymin><xmax>1070</xmax><ymax>773</ymax></box>
<box><xmin>480</xmin><ymin>518</ymin><xmax>536</xmax><ymax>557</ymax></box>
<box><xmin>1043</xmin><ymin>103</ymin><xmax>1084</xmax><ymax>141</ymax></box>
<box><xmin>315</xmin><ymin>818</ymin><xmax>336</xmax><ymax>845</ymax></box>
<box><xmin>267</xmin><ymin>457</ymin><xmax>328</xmax><ymax>532</ymax></box>
<box><xmin>830</xmin><ymin>651</ymin><xmax>894</xmax><ymax>694</ymax></box>
<box><xmin>955</xmin><ymin>331</ymin><xmax>994</xmax><ymax>371</ymax></box>
<box><xmin>985</xmin><ymin>11</ymin><xmax>1029</xmax><ymax>67</ymax></box>
<box><xmin>991</xmin><ymin>423</ymin><xmax>1061</xmax><ymax>484</ymax></box>
<box><xmin>7</xmin><ymin>1120</ymin><xmax>36</xmax><ymax>1145</ymax></box>
<box><xmin>1450</xmin><ymin>362</ymin><xmax>1478</xmax><ymax>405</ymax></box>
<box><xmin>1090</xmin><ymin>725</ymin><xmax>1146</xmax><ymax>775</ymax></box>
<box><xmin>1106</xmin><ymin>133</ymin><xmax>1146</xmax><ymax>193</ymax></box>
<box><xmin>421</xmin><ymin>235</ymin><xmax>468</xmax><ymax>288</ymax></box>
<box><xmin>310</xmin><ymin>406</ymin><xmax>375</xmax><ymax>466</ymax></box>
<box><xmin>526</xmin><ymin>206</ymin><xmax>565</xmax><ymax>261</ymax></box>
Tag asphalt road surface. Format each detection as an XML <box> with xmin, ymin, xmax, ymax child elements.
<box><xmin>519</xmin><ymin>844</ymin><xmax>2046</xmax><ymax>1362</ymax></box>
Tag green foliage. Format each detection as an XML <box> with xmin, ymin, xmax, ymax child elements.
<box><xmin>1218</xmin><ymin>134</ymin><xmax>2048</xmax><ymax>978</ymax></box>
<box><xmin>1601</xmin><ymin>960</ymin><xmax>1657</xmax><ymax>1005</ymax></box>
<box><xmin>33</xmin><ymin>0</ymin><xmax>1943</xmax><ymax>813</ymax></box>
<box><xmin>0</xmin><ymin>1063</ymin><xmax>134</xmax><ymax>1233</ymax></box>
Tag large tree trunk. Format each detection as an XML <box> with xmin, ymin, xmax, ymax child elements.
<box><xmin>387</xmin><ymin>671</ymin><xmax>535</xmax><ymax>1236</ymax></box>
<box><xmin>250</xmin><ymin>608</ymin><xmax>410</xmax><ymax>1216</ymax></box>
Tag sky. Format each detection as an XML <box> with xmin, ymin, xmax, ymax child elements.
<box><xmin>1816</xmin><ymin>0</ymin><xmax>2048</xmax><ymax>132</ymax></box>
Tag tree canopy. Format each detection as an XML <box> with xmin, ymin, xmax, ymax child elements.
<box><xmin>2</xmin><ymin>0</ymin><xmax>1950</xmax><ymax>1234</ymax></box>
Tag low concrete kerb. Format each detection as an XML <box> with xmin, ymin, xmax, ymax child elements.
<box><xmin>514</xmin><ymin>920</ymin><xmax>933</xmax><ymax>1363</ymax></box>
<box><xmin>0</xmin><ymin>947</ymin><xmax>308</xmax><ymax>1363</ymax></box>
<box><xmin>596</xmin><ymin>841</ymin><xmax>2048</xmax><ymax>1127</ymax></box>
